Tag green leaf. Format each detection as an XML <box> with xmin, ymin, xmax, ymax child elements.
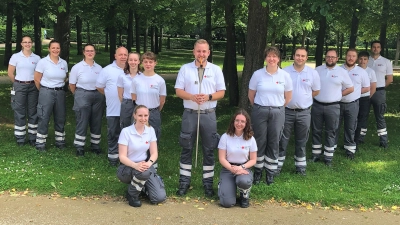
<box><xmin>261</xmin><ymin>1</ymin><xmax>267</xmax><ymax>7</ymax></box>
<box><xmin>50</xmin><ymin>182</ymin><xmax>57</xmax><ymax>189</ymax></box>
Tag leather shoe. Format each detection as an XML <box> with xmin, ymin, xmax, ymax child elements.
<box><xmin>253</xmin><ymin>172</ymin><xmax>262</xmax><ymax>185</ymax></box>
<box><xmin>346</xmin><ymin>152</ymin><xmax>355</xmax><ymax>160</ymax></box>
<box><xmin>379</xmin><ymin>142</ymin><xmax>388</xmax><ymax>149</ymax></box>
<box><xmin>127</xmin><ymin>195</ymin><xmax>141</xmax><ymax>207</ymax></box>
<box><xmin>239</xmin><ymin>193</ymin><xmax>249</xmax><ymax>208</ymax></box>
<box><xmin>176</xmin><ymin>183</ymin><xmax>190</xmax><ymax>196</ymax></box>
<box><xmin>266</xmin><ymin>174</ymin><xmax>274</xmax><ymax>185</ymax></box>
<box><xmin>76</xmin><ymin>148</ymin><xmax>85</xmax><ymax>156</ymax></box>
<box><xmin>204</xmin><ymin>185</ymin><xmax>214</xmax><ymax>197</ymax></box>
<box><xmin>28</xmin><ymin>140</ymin><xmax>36</xmax><ymax>147</ymax></box>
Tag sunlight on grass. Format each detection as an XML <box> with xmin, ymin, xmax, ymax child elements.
<box><xmin>357</xmin><ymin>160</ymin><xmax>398</xmax><ymax>173</ymax></box>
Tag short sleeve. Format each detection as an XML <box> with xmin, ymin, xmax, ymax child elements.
<box><xmin>361</xmin><ymin>70</ymin><xmax>370</xmax><ymax>87</ymax></box>
<box><xmin>63</xmin><ymin>61</ymin><xmax>69</xmax><ymax>73</ymax></box>
<box><xmin>116</xmin><ymin>74</ymin><xmax>124</xmax><ymax>88</ymax></box>
<box><xmin>96</xmin><ymin>67</ymin><xmax>107</xmax><ymax>88</ymax></box>
<box><xmin>249</xmin><ymin>136</ymin><xmax>257</xmax><ymax>152</ymax></box>
<box><xmin>69</xmin><ymin>64</ymin><xmax>78</xmax><ymax>84</ymax></box>
<box><xmin>118</xmin><ymin>128</ymin><xmax>129</xmax><ymax>146</ymax></box>
<box><xmin>159</xmin><ymin>77</ymin><xmax>167</xmax><ymax>96</ymax></box>
<box><xmin>218</xmin><ymin>133</ymin><xmax>228</xmax><ymax>150</ymax></box>
<box><xmin>284</xmin><ymin>72</ymin><xmax>293</xmax><ymax>91</ymax></box>
<box><xmin>369</xmin><ymin>70</ymin><xmax>377</xmax><ymax>83</ymax></box>
<box><xmin>341</xmin><ymin>70</ymin><xmax>354</xmax><ymax>89</ymax></box>
<box><xmin>311</xmin><ymin>69</ymin><xmax>321</xmax><ymax>91</ymax></box>
<box><xmin>248</xmin><ymin>71</ymin><xmax>258</xmax><ymax>91</ymax></box>
<box><xmin>174</xmin><ymin>66</ymin><xmax>186</xmax><ymax>89</ymax></box>
<box><xmin>130</xmin><ymin>78</ymin><xmax>137</xmax><ymax>94</ymax></box>
<box><xmin>214</xmin><ymin>67</ymin><xmax>226</xmax><ymax>91</ymax></box>
<box><xmin>35</xmin><ymin>59</ymin><xmax>45</xmax><ymax>73</ymax></box>
<box><xmin>9</xmin><ymin>54</ymin><xmax>17</xmax><ymax>66</ymax></box>
<box><xmin>150</xmin><ymin>127</ymin><xmax>157</xmax><ymax>142</ymax></box>
<box><xmin>386</xmin><ymin>59</ymin><xmax>393</xmax><ymax>75</ymax></box>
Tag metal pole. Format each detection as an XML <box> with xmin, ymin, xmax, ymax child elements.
<box><xmin>195</xmin><ymin>58</ymin><xmax>204</xmax><ymax>168</ymax></box>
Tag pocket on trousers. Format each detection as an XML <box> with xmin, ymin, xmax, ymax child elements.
<box><xmin>211</xmin><ymin>133</ymin><xmax>221</xmax><ymax>149</ymax></box>
<box><xmin>10</xmin><ymin>95</ymin><xmax>16</xmax><ymax>110</ymax></box>
<box><xmin>381</xmin><ymin>103</ymin><xmax>387</xmax><ymax>113</ymax></box>
<box><xmin>117</xmin><ymin>165</ymin><xmax>132</xmax><ymax>184</ymax></box>
<box><xmin>179</xmin><ymin>132</ymin><xmax>192</xmax><ymax>149</ymax></box>
<box><xmin>37</xmin><ymin>104</ymin><xmax>44</xmax><ymax>119</ymax></box>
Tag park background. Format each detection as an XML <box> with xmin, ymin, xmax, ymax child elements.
<box><xmin>0</xmin><ymin>0</ymin><xmax>400</xmax><ymax>211</ymax></box>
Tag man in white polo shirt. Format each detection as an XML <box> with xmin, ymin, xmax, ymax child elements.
<box><xmin>312</xmin><ymin>49</ymin><xmax>354</xmax><ymax>166</ymax></box>
<box><xmin>367</xmin><ymin>41</ymin><xmax>393</xmax><ymax>148</ymax></box>
<box><xmin>336</xmin><ymin>49</ymin><xmax>370</xmax><ymax>159</ymax></box>
<box><xmin>355</xmin><ymin>51</ymin><xmax>377</xmax><ymax>144</ymax></box>
<box><xmin>175</xmin><ymin>39</ymin><xmax>226</xmax><ymax>197</ymax></box>
<box><xmin>279</xmin><ymin>47</ymin><xmax>320</xmax><ymax>176</ymax></box>
<box><xmin>96</xmin><ymin>47</ymin><xmax>128</xmax><ymax>166</ymax></box>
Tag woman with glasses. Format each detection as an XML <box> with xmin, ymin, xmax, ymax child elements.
<box><xmin>69</xmin><ymin>44</ymin><xmax>104</xmax><ymax>156</ymax></box>
<box><xmin>8</xmin><ymin>36</ymin><xmax>41</xmax><ymax>147</ymax></box>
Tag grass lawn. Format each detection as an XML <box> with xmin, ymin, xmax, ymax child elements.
<box><xmin>0</xmin><ymin>46</ymin><xmax>399</xmax><ymax>209</ymax></box>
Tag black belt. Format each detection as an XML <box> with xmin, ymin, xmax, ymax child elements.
<box><xmin>76</xmin><ymin>87</ymin><xmax>97</xmax><ymax>92</ymax></box>
<box><xmin>230</xmin><ymin>162</ymin><xmax>246</xmax><ymax>166</ymax></box>
<box><xmin>149</xmin><ymin>107</ymin><xmax>159</xmax><ymax>111</ymax></box>
<box><xmin>341</xmin><ymin>99</ymin><xmax>359</xmax><ymax>104</ymax></box>
<box><xmin>41</xmin><ymin>85</ymin><xmax>64</xmax><ymax>91</ymax></box>
<box><xmin>254</xmin><ymin>104</ymin><xmax>282</xmax><ymax>109</ymax></box>
<box><xmin>376</xmin><ymin>87</ymin><xmax>385</xmax><ymax>91</ymax></box>
<box><xmin>313</xmin><ymin>99</ymin><xmax>339</xmax><ymax>106</ymax></box>
<box><xmin>185</xmin><ymin>108</ymin><xmax>215</xmax><ymax>114</ymax></box>
<box><xmin>286</xmin><ymin>106</ymin><xmax>311</xmax><ymax>112</ymax></box>
<box><xmin>15</xmin><ymin>79</ymin><xmax>34</xmax><ymax>84</ymax></box>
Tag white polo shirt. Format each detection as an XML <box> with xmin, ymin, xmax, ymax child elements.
<box><xmin>9</xmin><ymin>51</ymin><xmax>40</xmax><ymax>81</ymax></box>
<box><xmin>367</xmin><ymin>56</ymin><xmax>393</xmax><ymax>88</ymax></box>
<box><xmin>175</xmin><ymin>61</ymin><xmax>226</xmax><ymax>110</ymax></box>
<box><xmin>283</xmin><ymin>65</ymin><xmax>320</xmax><ymax>109</ymax></box>
<box><xmin>117</xmin><ymin>72</ymin><xmax>141</xmax><ymax>99</ymax></box>
<box><xmin>118</xmin><ymin>124</ymin><xmax>157</xmax><ymax>163</ymax></box>
<box><xmin>361</xmin><ymin>67</ymin><xmax>377</xmax><ymax>97</ymax></box>
<box><xmin>249</xmin><ymin>67</ymin><xmax>293</xmax><ymax>107</ymax></box>
<box><xmin>69</xmin><ymin>60</ymin><xmax>102</xmax><ymax>90</ymax></box>
<box><xmin>314</xmin><ymin>64</ymin><xmax>353</xmax><ymax>103</ymax></box>
<box><xmin>218</xmin><ymin>133</ymin><xmax>257</xmax><ymax>164</ymax></box>
<box><xmin>35</xmin><ymin>55</ymin><xmax>68</xmax><ymax>88</ymax></box>
<box><xmin>96</xmin><ymin>61</ymin><xmax>124</xmax><ymax>116</ymax></box>
<box><xmin>130</xmin><ymin>74</ymin><xmax>166</xmax><ymax>108</ymax></box>
<box><xmin>340</xmin><ymin>65</ymin><xmax>370</xmax><ymax>103</ymax></box>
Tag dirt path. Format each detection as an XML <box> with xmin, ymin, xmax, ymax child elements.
<box><xmin>1</xmin><ymin>194</ymin><xmax>399</xmax><ymax>225</ymax></box>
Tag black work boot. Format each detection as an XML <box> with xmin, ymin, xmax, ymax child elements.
<box><xmin>239</xmin><ymin>192</ymin><xmax>250</xmax><ymax>208</ymax></box>
<box><xmin>266</xmin><ymin>174</ymin><xmax>274</xmax><ymax>186</ymax></box>
<box><xmin>76</xmin><ymin>148</ymin><xmax>85</xmax><ymax>157</ymax></box>
<box><xmin>253</xmin><ymin>171</ymin><xmax>262</xmax><ymax>185</ymax></box>
<box><xmin>176</xmin><ymin>183</ymin><xmax>190</xmax><ymax>196</ymax></box>
<box><xmin>126</xmin><ymin>192</ymin><xmax>141</xmax><ymax>207</ymax></box>
<box><xmin>204</xmin><ymin>184</ymin><xmax>214</xmax><ymax>197</ymax></box>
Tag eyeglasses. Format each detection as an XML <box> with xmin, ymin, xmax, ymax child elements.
<box><xmin>22</xmin><ymin>42</ymin><xmax>32</xmax><ymax>44</ymax></box>
<box><xmin>326</xmin><ymin>56</ymin><xmax>337</xmax><ymax>59</ymax></box>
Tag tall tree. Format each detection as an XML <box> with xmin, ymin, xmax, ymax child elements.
<box><xmin>205</xmin><ymin>0</ymin><xmax>213</xmax><ymax>62</ymax></box>
<box><xmin>33</xmin><ymin>1</ymin><xmax>42</xmax><ymax>57</ymax></box>
<box><xmin>239</xmin><ymin>0</ymin><xmax>269</xmax><ymax>109</ymax></box>
<box><xmin>76</xmin><ymin>15</ymin><xmax>83</xmax><ymax>55</ymax></box>
<box><xmin>3</xmin><ymin>0</ymin><xmax>14</xmax><ymax>66</ymax></box>
<box><xmin>127</xmin><ymin>8</ymin><xmax>134</xmax><ymax>52</ymax></box>
<box><xmin>54</xmin><ymin>0</ymin><xmax>71</xmax><ymax>62</ymax></box>
<box><xmin>379</xmin><ymin>0</ymin><xmax>389</xmax><ymax>56</ymax></box>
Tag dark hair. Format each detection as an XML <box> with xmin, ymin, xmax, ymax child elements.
<box><xmin>133</xmin><ymin>105</ymin><xmax>150</xmax><ymax>127</ymax></box>
<box><xmin>264</xmin><ymin>46</ymin><xmax>280</xmax><ymax>59</ymax></box>
<box><xmin>294</xmin><ymin>47</ymin><xmax>308</xmax><ymax>56</ymax></box>
<box><xmin>141</xmin><ymin>51</ymin><xmax>157</xmax><ymax>62</ymax></box>
<box><xmin>325</xmin><ymin>48</ymin><xmax>338</xmax><ymax>56</ymax></box>
<box><xmin>346</xmin><ymin>48</ymin><xmax>357</xmax><ymax>55</ymax></box>
<box><xmin>371</xmin><ymin>40</ymin><xmax>381</xmax><ymax>48</ymax></box>
<box><xmin>358</xmin><ymin>51</ymin><xmax>370</xmax><ymax>58</ymax></box>
<box><xmin>48</xmin><ymin>39</ymin><xmax>60</xmax><ymax>48</ymax></box>
<box><xmin>124</xmin><ymin>52</ymin><xmax>141</xmax><ymax>74</ymax></box>
<box><xmin>21</xmin><ymin>36</ymin><xmax>32</xmax><ymax>42</ymax></box>
<box><xmin>83</xmin><ymin>44</ymin><xmax>95</xmax><ymax>59</ymax></box>
<box><xmin>226</xmin><ymin>109</ymin><xmax>253</xmax><ymax>141</ymax></box>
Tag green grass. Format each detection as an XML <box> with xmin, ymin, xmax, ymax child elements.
<box><xmin>0</xmin><ymin>48</ymin><xmax>400</xmax><ymax>209</ymax></box>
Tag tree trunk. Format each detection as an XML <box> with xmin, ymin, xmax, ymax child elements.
<box><xmin>301</xmin><ymin>30</ymin><xmax>307</xmax><ymax>47</ymax></box>
<box><xmin>167</xmin><ymin>36</ymin><xmax>171</xmax><ymax>50</ymax></box>
<box><xmin>127</xmin><ymin>8</ymin><xmax>133</xmax><ymax>52</ymax></box>
<box><xmin>86</xmin><ymin>21</ymin><xmax>91</xmax><ymax>43</ymax></box>
<box><xmin>107</xmin><ymin>5</ymin><xmax>117</xmax><ymax>63</ymax></box>
<box><xmin>349</xmin><ymin>9</ymin><xmax>359</xmax><ymax>49</ymax></box>
<box><xmin>315</xmin><ymin>16</ymin><xmax>326</xmax><ymax>66</ymax></box>
<box><xmin>239</xmin><ymin>0</ymin><xmax>269</xmax><ymax>109</ymax></box>
<box><xmin>395</xmin><ymin>33</ymin><xmax>400</xmax><ymax>66</ymax></box>
<box><xmin>150</xmin><ymin>26</ymin><xmax>155</xmax><ymax>53</ymax></box>
<box><xmin>144</xmin><ymin>24</ymin><xmax>148</xmax><ymax>52</ymax></box>
<box><xmin>159</xmin><ymin>26</ymin><xmax>163</xmax><ymax>52</ymax></box>
<box><xmin>134</xmin><ymin>10</ymin><xmax>140</xmax><ymax>53</ymax></box>
<box><xmin>340</xmin><ymin>33</ymin><xmax>344</xmax><ymax>59</ymax></box>
<box><xmin>291</xmin><ymin>36</ymin><xmax>296</xmax><ymax>57</ymax></box>
<box><xmin>118</xmin><ymin>28</ymin><xmax>123</xmax><ymax>47</ymax></box>
<box><xmin>76</xmin><ymin>15</ymin><xmax>83</xmax><ymax>55</ymax></box>
<box><xmin>154</xmin><ymin>26</ymin><xmax>159</xmax><ymax>54</ymax></box>
<box><xmin>105</xmin><ymin>31</ymin><xmax>109</xmax><ymax>52</ymax></box>
<box><xmin>3</xmin><ymin>1</ymin><xmax>14</xmax><ymax>66</ymax></box>
<box><xmin>379</xmin><ymin>0</ymin><xmax>389</xmax><ymax>57</ymax></box>
<box><xmin>205</xmin><ymin>0</ymin><xmax>213</xmax><ymax>62</ymax></box>
<box><xmin>33</xmin><ymin>2</ymin><xmax>42</xmax><ymax>57</ymax></box>
<box><xmin>15</xmin><ymin>13</ymin><xmax>23</xmax><ymax>53</ymax></box>
<box><xmin>336</xmin><ymin>31</ymin><xmax>340</xmax><ymax>53</ymax></box>
<box><xmin>54</xmin><ymin>0</ymin><xmax>71</xmax><ymax>63</ymax></box>
<box><xmin>223</xmin><ymin>0</ymin><xmax>238</xmax><ymax>106</ymax></box>
<box><xmin>240</xmin><ymin>30</ymin><xmax>246</xmax><ymax>56</ymax></box>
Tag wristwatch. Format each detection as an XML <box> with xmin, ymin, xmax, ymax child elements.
<box><xmin>241</xmin><ymin>165</ymin><xmax>246</xmax><ymax>169</ymax></box>
<box><xmin>209</xmin><ymin>94</ymin><xmax>212</xmax><ymax>101</ymax></box>
<box><xmin>149</xmin><ymin>159</ymin><xmax>154</xmax><ymax>164</ymax></box>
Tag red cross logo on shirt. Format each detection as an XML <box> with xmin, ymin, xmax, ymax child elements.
<box><xmin>242</xmin><ymin>146</ymin><xmax>244</xmax><ymax>149</ymax></box>
<box><xmin>146</xmin><ymin>141</ymin><xmax>148</xmax><ymax>144</ymax></box>
<box><xmin>303</xmin><ymin>79</ymin><xmax>305</xmax><ymax>81</ymax></box>
<box><xmin>150</xmin><ymin>84</ymin><xmax>153</xmax><ymax>87</ymax></box>
<box><xmin>276</xmin><ymin>81</ymin><xmax>278</xmax><ymax>84</ymax></box>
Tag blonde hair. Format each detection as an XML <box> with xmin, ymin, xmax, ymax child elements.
<box><xmin>194</xmin><ymin>39</ymin><xmax>209</xmax><ymax>48</ymax></box>
<box><xmin>133</xmin><ymin>105</ymin><xmax>151</xmax><ymax>127</ymax></box>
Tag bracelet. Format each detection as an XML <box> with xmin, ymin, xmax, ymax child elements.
<box><xmin>241</xmin><ymin>164</ymin><xmax>246</xmax><ymax>169</ymax></box>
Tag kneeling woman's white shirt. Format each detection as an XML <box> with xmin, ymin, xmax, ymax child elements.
<box><xmin>118</xmin><ymin>124</ymin><xmax>157</xmax><ymax>162</ymax></box>
<box><xmin>218</xmin><ymin>133</ymin><xmax>257</xmax><ymax>164</ymax></box>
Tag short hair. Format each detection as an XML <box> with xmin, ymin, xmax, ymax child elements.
<box><xmin>264</xmin><ymin>46</ymin><xmax>280</xmax><ymax>58</ymax></box>
<box><xmin>325</xmin><ymin>48</ymin><xmax>338</xmax><ymax>56</ymax></box>
<box><xmin>141</xmin><ymin>51</ymin><xmax>157</xmax><ymax>62</ymax></box>
<box><xmin>226</xmin><ymin>109</ymin><xmax>254</xmax><ymax>141</ymax></box>
<box><xmin>194</xmin><ymin>39</ymin><xmax>209</xmax><ymax>48</ymax></box>
<box><xmin>83</xmin><ymin>43</ymin><xmax>95</xmax><ymax>51</ymax></box>
<box><xmin>294</xmin><ymin>47</ymin><xmax>308</xmax><ymax>56</ymax></box>
<box><xmin>371</xmin><ymin>40</ymin><xmax>381</xmax><ymax>48</ymax></box>
<box><xmin>124</xmin><ymin>52</ymin><xmax>141</xmax><ymax>74</ymax></box>
<box><xmin>358</xmin><ymin>51</ymin><xmax>370</xmax><ymax>58</ymax></box>
<box><xmin>346</xmin><ymin>48</ymin><xmax>357</xmax><ymax>55</ymax></box>
<box><xmin>48</xmin><ymin>39</ymin><xmax>60</xmax><ymax>48</ymax></box>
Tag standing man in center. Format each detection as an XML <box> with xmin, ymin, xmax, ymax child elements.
<box><xmin>279</xmin><ymin>47</ymin><xmax>320</xmax><ymax>176</ymax></box>
<box><xmin>312</xmin><ymin>49</ymin><xmax>354</xmax><ymax>166</ymax></box>
<box><xmin>175</xmin><ymin>39</ymin><xmax>226</xmax><ymax>197</ymax></box>
<box><xmin>96</xmin><ymin>47</ymin><xmax>128</xmax><ymax>166</ymax></box>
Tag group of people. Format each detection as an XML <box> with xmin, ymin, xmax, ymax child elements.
<box><xmin>8</xmin><ymin>37</ymin><xmax>392</xmax><ymax>209</ymax></box>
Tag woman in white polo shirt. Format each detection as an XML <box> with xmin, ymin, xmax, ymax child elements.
<box><xmin>118</xmin><ymin>52</ymin><xmax>141</xmax><ymax>129</ymax></box>
<box><xmin>34</xmin><ymin>40</ymin><xmax>68</xmax><ymax>151</ymax></box>
<box><xmin>218</xmin><ymin>109</ymin><xmax>257</xmax><ymax>208</ymax></box>
<box><xmin>130</xmin><ymin>51</ymin><xmax>166</xmax><ymax>170</ymax></box>
<box><xmin>8</xmin><ymin>36</ymin><xmax>41</xmax><ymax>146</ymax></box>
<box><xmin>69</xmin><ymin>44</ymin><xmax>104</xmax><ymax>156</ymax></box>
<box><xmin>248</xmin><ymin>46</ymin><xmax>292</xmax><ymax>186</ymax></box>
<box><xmin>117</xmin><ymin>105</ymin><xmax>166</xmax><ymax>207</ymax></box>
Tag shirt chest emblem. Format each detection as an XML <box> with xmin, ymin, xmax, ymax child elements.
<box><xmin>377</xmin><ymin>64</ymin><xmax>383</xmax><ymax>66</ymax></box>
<box><xmin>145</xmin><ymin>141</ymin><xmax>149</xmax><ymax>144</ymax></box>
<box><xmin>203</xmin><ymin>74</ymin><xmax>213</xmax><ymax>79</ymax></box>
<box><xmin>60</xmin><ymin>67</ymin><xmax>65</xmax><ymax>70</ymax></box>
<box><xmin>31</xmin><ymin>62</ymin><xmax>37</xmax><ymax>64</ymax></box>
<box><xmin>331</xmin><ymin>75</ymin><xmax>338</xmax><ymax>78</ymax></box>
<box><xmin>150</xmin><ymin>84</ymin><xmax>159</xmax><ymax>89</ymax></box>
<box><xmin>276</xmin><ymin>81</ymin><xmax>284</xmax><ymax>85</ymax></box>
<box><xmin>352</xmin><ymin>73</ymin><xmax>359</xmax><ymax>76</ymax></box>
<box><xmin>302</xmin><ymin>79</ymin><xmax>310</xmax><ymax>82</ymax></box>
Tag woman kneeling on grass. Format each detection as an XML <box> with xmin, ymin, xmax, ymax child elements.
<box><xmin>117</xmin><ymin>105</ymin><xmax>166</xmax><ymax>207</ymax></box>
<box><xmin>218</xmin><ymin>109</ymin><xmax>257</xmax><ymax>208</ymax></box>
